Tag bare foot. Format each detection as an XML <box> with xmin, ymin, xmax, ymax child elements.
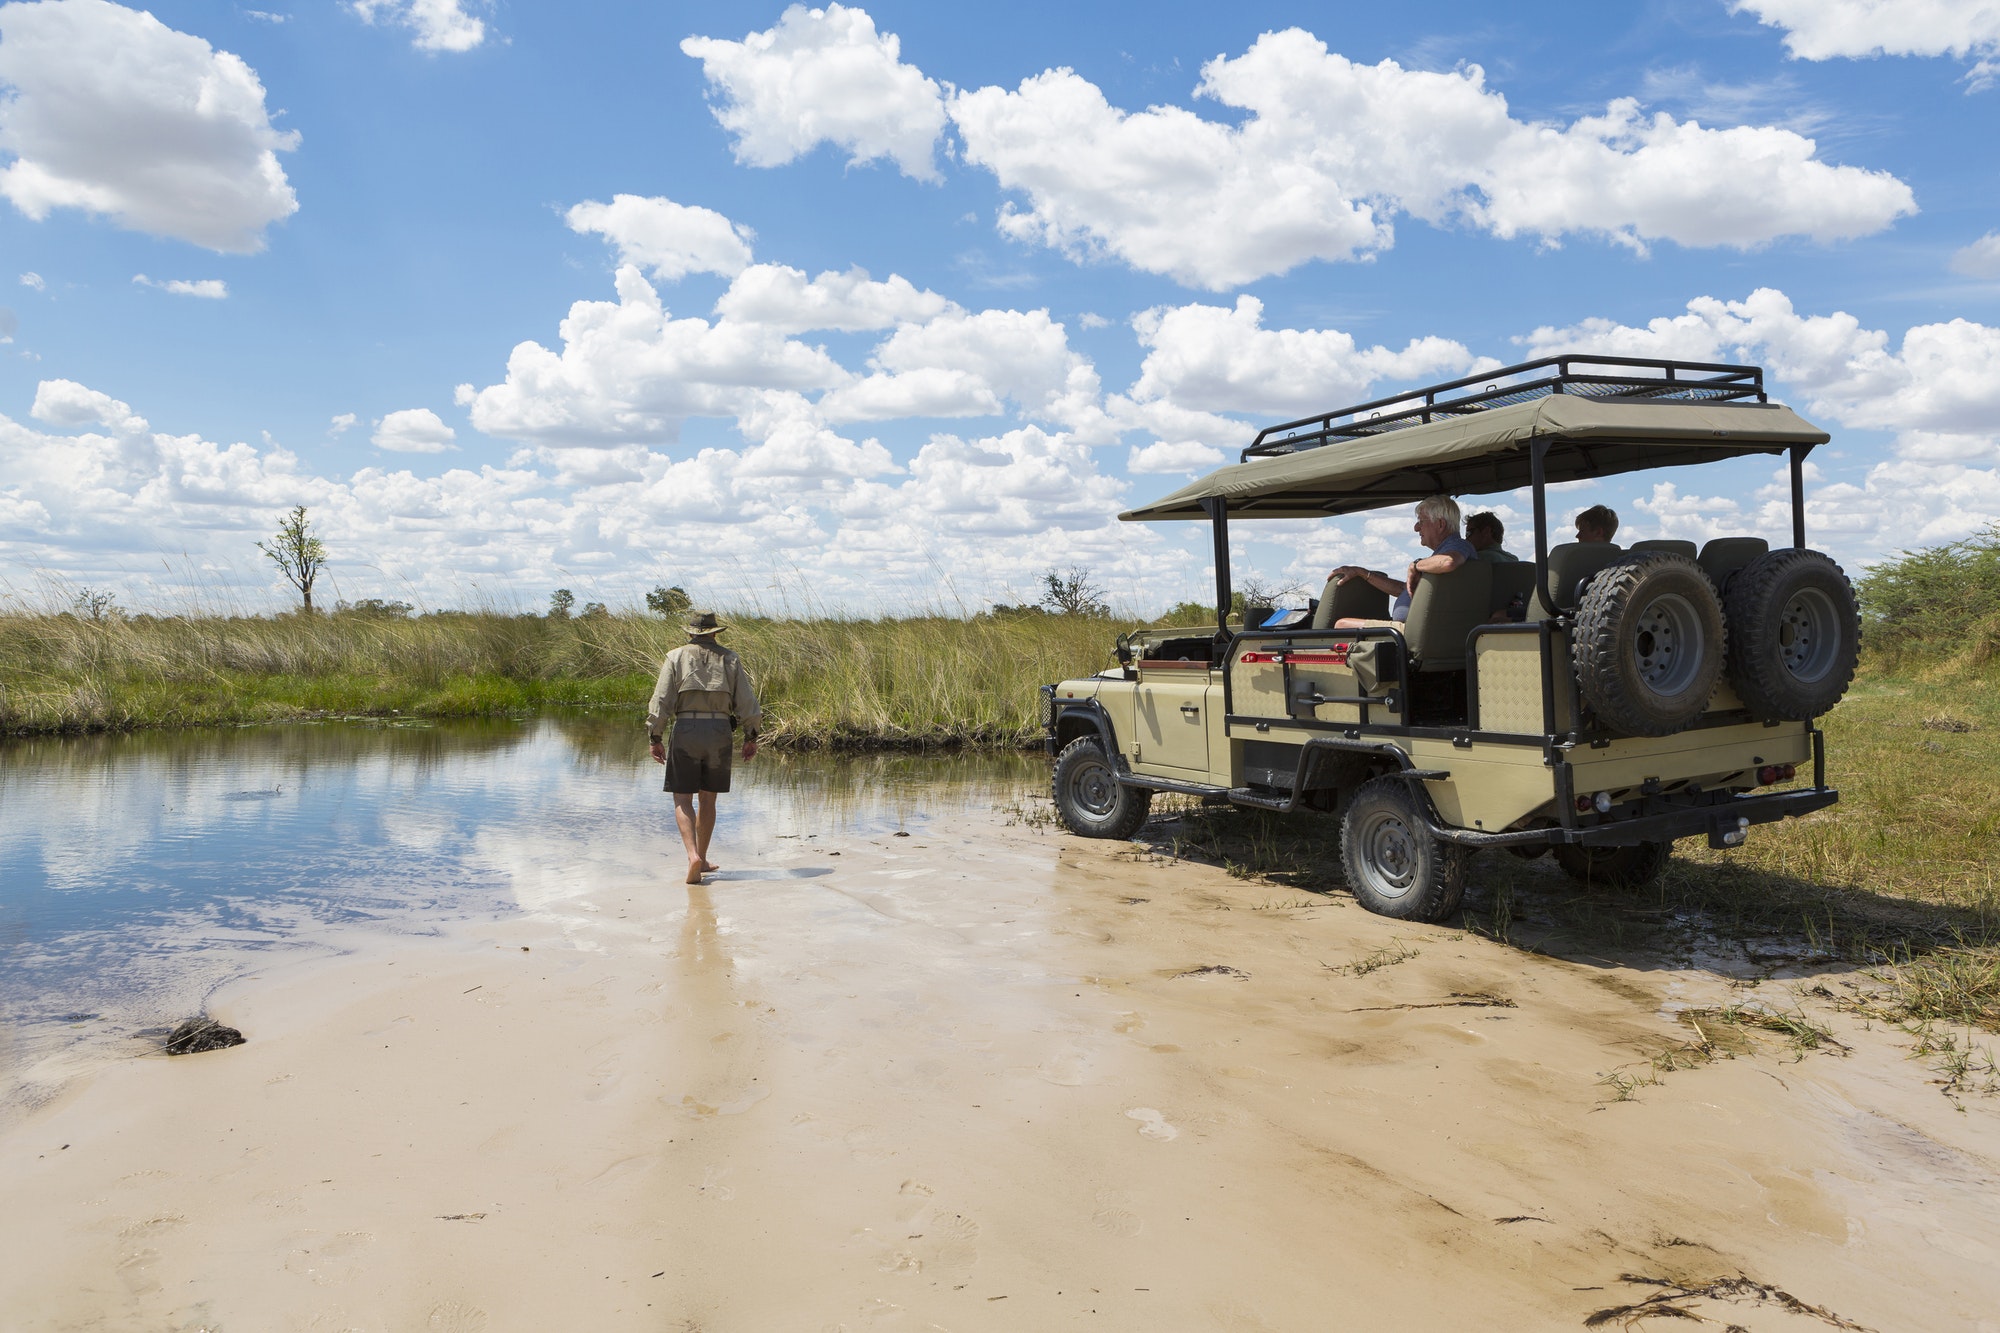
<box><xmin>699</xmin><ymin>859</ymin><xmax>720</xmax><ymax>872</ymax></box>
<box><xmin>685</xmin><ymin>861</ymin><xmax>704</xmax><ymax>885</ymax></box>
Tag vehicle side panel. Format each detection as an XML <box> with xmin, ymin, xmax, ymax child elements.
<box><xmin>1568</xmin><ymin>720</ymin><xmax>1812</xmax><ymax>796</ymax></box>
<box><xmin>1133</xmin><ymin>670</ymin><xmax>1211</xmax><ymax>773</ymax></box>
<box><xmin>1417</xmin><ymin>741</ymin><xmax>1557</xmax><ymax>831</ymax></box>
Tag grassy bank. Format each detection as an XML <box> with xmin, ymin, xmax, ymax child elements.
<box><xmin>0</xmin><ymin>608</ymin><xmax>1144</xmax><ymax>748</ymax></box>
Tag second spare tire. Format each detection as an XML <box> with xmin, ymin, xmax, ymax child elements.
<box><xmin>1722</xmin><ymin>548</ymin><xmax>1860</xmax><ymax>721</ymax></box>
<box><xmin>1571</xmin><ymin>553</ymin><xmax>1726</xmax><ymax>737</ymax></box>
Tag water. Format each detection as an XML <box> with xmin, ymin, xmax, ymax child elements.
<box><xmin>0</xmin><ymin>716</ymin><xmax>1041</xmax><ymax>1096</ymax></box>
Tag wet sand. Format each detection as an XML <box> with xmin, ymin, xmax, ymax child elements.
<box><xmin>4</xmin><ymin>803</ymin><xmax>1998</xmax><ymax>1331</ymax></box>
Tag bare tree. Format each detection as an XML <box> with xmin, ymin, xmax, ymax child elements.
<box><xmin>258</xmin><ymin>505</ymin><xmax>327</xmax><ymax>613</ymax></box>
<box><xmin>1040</xmin><ymin>565</ymin><xmax>1110</xmax><ymax>616</ymax></box>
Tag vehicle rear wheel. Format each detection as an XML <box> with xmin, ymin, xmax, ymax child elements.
<box><xmin>1722</xmin><ymin>548</ymin><xmax>1860</xmax><ymax>722</ymax></box>
<box><xmin>1551</xmin><ymin>841</ymin><xmax>1670</xmax><ymax>890</ymax></box>
<box><xmin>1572</xmin><ymin>553</ymin><xmax>1726</xmax><ymax>737</ymax></box>
<box><xmin>1339</xmin><ymin>776</ymin><xmax>1467</xmax><ymax>921</ymax></box>
<box><xmin>1051</xmin><ymin>736</ymin><xmax>1152</xmax><ymax>839</ymax></box>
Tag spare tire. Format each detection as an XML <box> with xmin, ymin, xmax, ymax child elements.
<box><xmin>1722</xmin><ymin>548</ymin><xmax>1860</xmax><ymax>721</ymax></box>
<box><xmin>1571</xmin><ymin>553</ymin><xmax>1726</xmax><ymax>737</ymax></box>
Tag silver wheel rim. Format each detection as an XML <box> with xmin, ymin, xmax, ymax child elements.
<box><xmin>1355</xmin><ymin>807</ymin><xmax>1419</xmax><ymax>901</ymax></box>
<box><xmin>1631</xmin><ymin>591</ymin><xmax>1704</xmax><ymax>696</ymax></box>
<box><xmin>1778</xmin><ymin>587</ymin><xmax>1840</xmax><ymax>683</ymax></box>
<box><xmin>1070</xmin><ymin>753</ymin><xmax>1119</xmax><ymax>819</ymax></box>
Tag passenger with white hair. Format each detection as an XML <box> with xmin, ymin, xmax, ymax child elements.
<box><xmin>1328</xmin><ymin>494</ymin><xmax>1476</xmax><ymax>629</ymax></box>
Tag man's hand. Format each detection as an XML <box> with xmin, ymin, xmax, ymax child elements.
<box><xmin>1331</xmin><ymin>564</ymin><xmax>1370</xmax><ymax>584</ymax></box>
<box><xmin>649</xmin><ymin>739</ymin><xmax>666</xmax><ymax>765</ymax></box>
<box><xmin>742</xmin><ymin>738</ymin><xmax>758</xmax><ymax>761</ymax></box>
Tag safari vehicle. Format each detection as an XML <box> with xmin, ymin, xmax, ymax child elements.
<box><xmin>1040</xmin><ymin>356</ymin><xmax>1859</xmax><ymax>922</ymax></box>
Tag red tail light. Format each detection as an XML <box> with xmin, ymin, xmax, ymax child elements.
<box><xmin>1756</xmin><ymin>763</ymin><xmax>1796</xmax><ymax>786</ymax></box>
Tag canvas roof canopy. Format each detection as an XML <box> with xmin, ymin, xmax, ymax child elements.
<box><xmin>1119</xmin><ymin>396</ymin><xmax>1831</xmax><ymax>523</ymax></box>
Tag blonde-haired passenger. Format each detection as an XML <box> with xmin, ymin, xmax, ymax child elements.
<box><xmin>1328</xmin><ymin>495</ymin><xmax>1476</xmax><ymax>630</ymax></box>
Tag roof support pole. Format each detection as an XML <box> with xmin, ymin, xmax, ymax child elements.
<box><xmin>1200</xmin><ymin>496</ymin><xmax>1232</xmax><ymax>638</ymax></box>
<box><xmin>1530</xmin><ymin>439</ymin><xmax>1550</xmax><ymax>602</ymax></box>
<box><xmin>1789</xmin><ymin>445</ymin><xmax>1808</xmax><ymax>550</ymax></box>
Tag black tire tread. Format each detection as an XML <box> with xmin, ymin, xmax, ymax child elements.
<box><xmin>1339</xmin><ymin>776</ymin><xmax>1467</xmax><ymax>922</ymax></box>
<box><xmin>1551</xmin><ymin>840</ymin><xmax>1670</xmax><ymax>890</ymax></box>
<box><xmin>1571</xmin><ymin>553</ymin><xmax>1727</xmax><ymax>738</ymax></box>
<box><xmin>1052</xmin><ymin>736</ymin><xmax>1152</xmax><ymax>839</ymax></box>
<box><xmin>1722</xmin><ymin>548</ymin><xmax>1861</xmax><ymax>722</ymax></box>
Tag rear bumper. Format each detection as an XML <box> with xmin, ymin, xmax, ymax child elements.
<box><xmin>1428</xmin><ymin>785</ymin><xmax>1839</xmax><ymax>849</ymax></box>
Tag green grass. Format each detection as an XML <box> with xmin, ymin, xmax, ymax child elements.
<box><xmin>0</xmin><ymin>606</ymin><xmax>1142</xmax><ymax>749</ymax></box>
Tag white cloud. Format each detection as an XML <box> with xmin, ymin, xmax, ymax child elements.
<box><xmin>1077</xmin><ymin>312</ymin><xmax>1110</xmax><ymax>330</ymax></box>
<box><xmin>132</xmin><ymin>274</ymin><xmax>228</xmax><ymax>299</ymax></box>
<box><xmin>462</xmin><ymin>266</ymin><xmax>849</xmax><ymax>448</ymax></box>
<box><xmin>329</xmin><ymin>412</ymin><xmax>357</xmax><ymax>435</ymax></box>
<box><xmin>949</xmin><ymin>29</ymin><xmax>1916</xmax><ymax>288</ymax></box>
<box><xmin>681</xmin><ymin>3</ymin><xmax>947</xmax><ymax>180</ymax></box>
<box><xmin>819</xmin><ymin>307</ymin><xmax>1104</xmax><ymax>430</ymax></box>
<box><xmin>564</xmin><ymin>195</ymin><xmax>755</xmax><ymax>282</ymax></box>
<box><xmin>371</xmin><ymin>407</ymin><xmax>457</xmax><ymax>453</ymax></box>
<box><xmin>0</xmin><ymin>0</ymin><xmax>300</xmax><ymax>252</ymax></box>
<box><xmin>18</xmin><ymin>272</ymin><xmax>43</xmax><ymax>291</ymax></box>
<box><xmin>350</xmin><ymin>0</ymin><xmax>485</xmax><ymax>54</ymax></box>
<box><xmin>243</xmin><ymin>9</ymin><xmax>288</xmax><ymax>23</ymax></box>
<box><xmin>1127</xmin><ymin>440</ymin><xmax>1225</xmax><ymax>474</ymax></box>
<box><xmin>1951</xmin><ymin>231</ymin><xmax>2000</xmax><ymax>278</ymax></box>
<box><xmin>713</xmin><ymin>263</ymin><xmax>951</xmax><ymax>332</ymax></box>
<box><xmin>30</xmin><ymin>378</ymin><xmax>147</xmax><ymax>433</ymax></box>
<box><xmin>1127</xmin><ymin>296</ymin><xmax>1484</xmax><ymax>417</ymax></box>
<box><xmin>1732</xmin><ymin>1</ymin><xmax>2000</xmax><ymax>76</ymax></box>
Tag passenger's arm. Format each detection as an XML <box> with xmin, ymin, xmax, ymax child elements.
<box><xmin>1331</xmin><ymin>565</ymin><xmax>1408</xmax><ymax>595</ymax></box>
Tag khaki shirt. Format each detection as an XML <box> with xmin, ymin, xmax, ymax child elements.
<box><xmin>646</xmin><ymin>640</ymin><xmax>761</xmax><ymax>740</ymax></box>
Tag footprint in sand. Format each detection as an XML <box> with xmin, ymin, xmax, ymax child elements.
<box><xmin>1092</xmin><ymin>1191</ymin><xmax>1143</xmax><ymax>1236</ymax></box>
<box><xmin>1125</xmin><ymin>1107</ymin><xmax>1180</xmax><ymax>1141</ymax></box>
<box><xmin>425</xmin><ymin>1300</ymin><xmax>489</xmax><ymax>1332</ymax></box>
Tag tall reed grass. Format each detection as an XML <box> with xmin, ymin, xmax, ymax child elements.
<box><xmin>0</xmin><ymin>607</ymin><xmax>1145</xmax><ymax>748</ymax></box>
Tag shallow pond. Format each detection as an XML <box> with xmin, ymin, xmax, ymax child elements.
<box><xmin>0</xmin><ymin>717</ymin><xmax>1041</xmax><ymax>1094</ymax></box>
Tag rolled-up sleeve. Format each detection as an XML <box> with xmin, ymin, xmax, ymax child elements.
<box><xmin>645</xmin><ymin>653</ymin><xmax>679</xmax><ymax>738</ymax></box>
<box><xmin>731</xmin><ymin>659</ymin><xmax>762</xmax><ymax>738</ymax></box>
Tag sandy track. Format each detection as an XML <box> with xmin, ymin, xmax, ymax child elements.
<box><xmin>3</xmin><ymin>804</ymin><xmax>1997</xmax><ymax>1331</ymax></box>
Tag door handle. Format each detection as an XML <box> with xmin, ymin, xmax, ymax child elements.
<box><xmin>1179</xmin><ymin>703</ymin><xmax>1200</xmax><ymax>716</ymax></box>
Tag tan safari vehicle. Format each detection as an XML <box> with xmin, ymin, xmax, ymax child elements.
<box><xmin>1040</xmin><ymin>356</ymin><xmax>1860</xmax><ymax>922</ymax></box>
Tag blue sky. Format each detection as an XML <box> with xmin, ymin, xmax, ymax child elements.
<box><xmin>2</xmin><ymin>0</ymin><xmax>1998</xmax><ymax>614</ymax></box>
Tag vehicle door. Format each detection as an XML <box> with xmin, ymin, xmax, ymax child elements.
<box><xmin>1133</xmin><ymin>664</ymin><xmax>1211</xmax><ymax>774</ymax></box>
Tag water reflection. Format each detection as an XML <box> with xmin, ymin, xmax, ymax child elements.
<box><xmin>0</xmin><ymin>718</ymin><xmax>1040</xmax><ymax>1095</ymax></box>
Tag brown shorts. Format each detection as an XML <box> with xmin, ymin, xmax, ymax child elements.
<box><xmin>665</xmin><ymin>717</ymin><xmax>733</xmax><ymax>794</ymax></box>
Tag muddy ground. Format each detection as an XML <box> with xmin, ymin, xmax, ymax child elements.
<box><xmin>2</xmin><ymin>796</ymin><xmax>1996</xmax><ymax>1331</ymax></box>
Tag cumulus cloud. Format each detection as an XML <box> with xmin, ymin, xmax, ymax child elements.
<box><xmin>1127</xmin><ymin>296</ymin><xmax>1485</xmax><ymax>417</ymax></box>
<box><xmin>371</xmin><ymin>407</ymin><xmax>457</xmax><ymax>453</ymax></box>
<box><xmin>349</xmin><ymin>0</ymin><xmax>485</xmax><ymax>53</ymax></box>
<box><xmin>564</xmin><ymin>195</ymin><xmax>755</xmax><ymax>281</ymax></box>
<box><xmin>1951</xmin><ymin>231</ymin><xmax>2000</xmax><ymax>278</ymax></box>
<box><xmin>0</xmin><ymin>0</ymin><xmax>300</xmax><ymax>252</ymax></box>
<box><xmin>461</xmin><ymin>266</ymin><xmax>848</xmax><ymax>448</ymax></box>
<box><xmin>329</xmin><ymin>412</ymin><xmax>358</xmax><ymax>436</ymax></box>
<box><xmin>30</xmin><ymin>378</ymin><xmax>147</xmax><ymax>433</ymax></box>
<box><xmin>1127</xmin><ymin>439</ymin><xmax>1226</xmax><ymax>474</ymax></box>
<box><xmin>19</xmin><ymin>272</ymin><xmax>43</xmax><ymax>291</ymax></box>
<box><xmin>1733</xmin><ymin>1</ymin><xmax>2000</xmax><ymax>86</ymax></box>
<box><xmin>950</xmin><ymin>29</ymin><xmax>1916</xmax><ymax>288</ymax></box>
<box><xmin>132</xmin><ymin>274</ymin><xmax>227</xmax><ymax>299</ymax></box>
<box><xmin>680</xmin><ymin>4</ymin><xmax>948</xmax><ymax>180</ymax></box>
<box><xmin>713</xmin><ymin>263</ymin><xmax>951</xmax><ymax>332</ymax></box>
<box><xmin>819</xmin><ymin>307</ymin><xmax>1103</xmax><ymax>428</ymax></box>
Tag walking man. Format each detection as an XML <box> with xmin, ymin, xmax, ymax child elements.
<box><xmin>647</xmin><ymin>611</ymin><xmax>761</xmax><ymax>885</ymax></box>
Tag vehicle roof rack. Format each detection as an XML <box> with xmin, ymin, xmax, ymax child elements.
<box><xmin>1242</xmin><ymin>355</ymin><xmax>1766</xmax><ymax>461</ymax></box>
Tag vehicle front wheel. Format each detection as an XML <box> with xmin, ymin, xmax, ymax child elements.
<box><xmin>1339</xmin><ymin>776</ymin><xmax>1468</xmax><ymax>921</ymax></box>
<box><xmin>1051</xmin><ymin>737</ymin><xmax>1153</xmax><ymax>839</ymax></box>
<box><xmin>1550</xmin><ymin>840</ymin><xmax>1670</xmax><ymax>890</ymax></box>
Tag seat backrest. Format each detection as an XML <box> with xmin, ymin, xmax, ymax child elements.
<box><xmin>1527</xmin><ymin>542</ymin><xmax>1623</xmax><ymax>620</ymax></box>
<box><xmin>1402</xmin><ymin>557</ymin><xmax>1493</xmax><ymax>671</ymax></box>
<box><xmin>1488</xmin><ymin>561</ymin><xmax>1536</xmax><ymax>618</ymax></box>
<box><xmin>1698</xmin><ymin>537</ymin><xmax>1769</xmax><ymax>593</ymax></box>
<box><xmin>1309</xmin><ymin>575</ymin><xmax>1390</xmax><ymax>629</ymax></box>
<box><xmin>1631</xmin><ymin>538</ymin><xmax>1697</xmax><ymax>560</ymax></box>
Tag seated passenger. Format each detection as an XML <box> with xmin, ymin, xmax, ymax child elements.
<box><xmin>1327</xmin><ymin>495</ymin><xmax>1476</xmax><ymax>629</ymax></box>
<box><xmin>1466</xmin><ymin>511</ymin><xmax>1519</xmax><ymax>562</ymax></box>
<box><xmin>1574</xmin><ymin>503</ymin><xmax>1619</xmax><ymax>545</ymax></box>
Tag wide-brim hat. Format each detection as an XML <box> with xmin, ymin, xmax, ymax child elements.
<box><xmin>685</xmin><ymin>610</ymin><xmax>727</xmax><ymax>636</ymax></box>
